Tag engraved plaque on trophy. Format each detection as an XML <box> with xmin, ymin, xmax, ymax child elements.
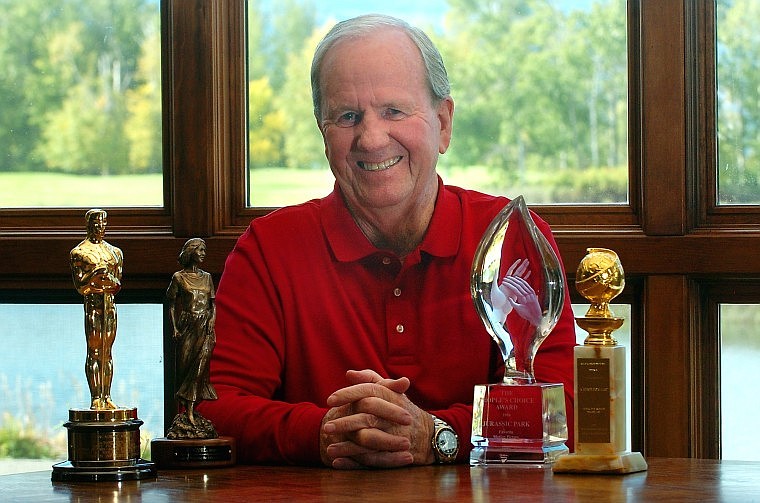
<box><xmin>52</xmin><ymin>209</ymin><xmax>156</xmax><ymax>482</ymax></box>
<box><xmin>470</xmin><ymin>196</ymin><xmax>569</xmax><ymax>466</ymax></box>
<box><xmin>150</xmin><ymin>238</ymin><xmax>235</xmax><ymax>468</ymax></box>
<box><xmin>553</xmin><ymin>248</ymin><xmax>647</xmax><ymax>474</ymax></box>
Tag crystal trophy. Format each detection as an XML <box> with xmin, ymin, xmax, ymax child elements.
<box><xmin>470</xmin><ymin>196</ymin><xmax>569</xmax><ymax>465</ymax></box>
<box><xmin>553</xmin><ymin>248</ymin><xmax>647</xmax><ymax>474</ymax></box>
<box><xmin>52</xmin><ymin>209</ymin><xmax>156</xmax><ymax>482</ymax></box>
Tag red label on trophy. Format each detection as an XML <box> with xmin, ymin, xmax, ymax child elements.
<box><xmin>480</xmin><ymin>385</ymin><xmax>544</xmax><ymax>440</ymax></box>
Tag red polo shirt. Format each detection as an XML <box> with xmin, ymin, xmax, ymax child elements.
<box><xmin>198</xmin><ymin>180</ymin><xmax>576</xmax><ymax>464</ymax></box>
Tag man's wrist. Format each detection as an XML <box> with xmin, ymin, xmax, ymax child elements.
<box><xmin>430</xmin><ymin>415</ymin><xmax>459</xmax><ymax>464</ymax></box>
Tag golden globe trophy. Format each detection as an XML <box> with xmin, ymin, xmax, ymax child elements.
<box><xmin>52</xmin><ymin>209</ymin><xmax>156</xmax><ymax>482</ymax></box>
<box><xmin>553</xmin><ymin>247</ymin><xmax>647</xmax><ymax>474</ymax></box>
<box><xmin>150</xmin><ymin>238</ymin><xmax>235</xmax><ymax>468</ymax></box>
<box><xmin>470</xmin><ymin>196</ymin><xmax>569</xmax><ymax>466</ymax></box>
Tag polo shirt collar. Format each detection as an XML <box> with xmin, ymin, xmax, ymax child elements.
<box><xmin>321</xmin><ymin>177</ymin><xmax>462</xmax><ymax>263</ymax></box>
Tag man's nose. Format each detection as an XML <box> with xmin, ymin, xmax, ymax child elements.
<box><xmin>355</xmin><ymin>113</ymin><xmax>389</xmax><ymax>151</ymax></box>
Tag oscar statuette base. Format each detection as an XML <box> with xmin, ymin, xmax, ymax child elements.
<box><xmin>150</xmin><ymin>437</ymin><xmax>236</xmax><ymax>469</ymax></box>
<box><xmin>552</xmin><ymin>451</ymin><xmax>648</xmax><ymax>474</ymax></box>
<box><xmin>51</xmin><ymin>408</ymin><xmax>157</xmax><ymax>482</ymax></box>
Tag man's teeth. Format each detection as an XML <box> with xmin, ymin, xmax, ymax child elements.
<box><xmin>359</xmin><ymin>156</ymin><xmax>402</xmax><ymax>171</ymax></box>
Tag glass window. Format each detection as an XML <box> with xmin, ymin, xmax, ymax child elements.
<box><xmin>247</xmin><ymin>0</ymin><xmax>628</xmax><ymax>207</ymax></box>
<box><xmin>0</xmin><ymin>304</ymin><xmax>163</xmax><ymax>474</ymax></box>
<box><xmin>720</xmin><ymin>303</ymin><xmax>760</xmax><ymax>461</ymax></box>
<box><xmin>0</xmin><ymin>1</ymin><xmax>162</xmax><ymax>208</ymax></box>
<box><xmin>716</xmin><ymin>0</ymin><xmax>760</xmax><ymax>204</ymax></box>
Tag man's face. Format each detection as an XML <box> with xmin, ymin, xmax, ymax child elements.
<box><xmin>317</xmin><ymin>28</ymin><xmax>454</xmax><ymax>214</ymax></box>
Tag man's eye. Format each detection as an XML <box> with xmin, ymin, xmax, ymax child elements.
<box><xmin>336</xmin><ymin>112</ymin><xmax>360</xmax><ymax>127</ymax></box>
<box><xmin>384</xmin><ymin>108</ymin><xmax>405</xmax><ymax>119</ymax></box>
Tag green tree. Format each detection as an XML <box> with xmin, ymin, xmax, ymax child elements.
<box><xmin>247</xmin><ymin>0</ymin><xmax>267</xmax><ymax>80</ymax></box>
<box><xmin>717</xmin><ymin>0</ymin><xmax>760</xmax><ymax>202</ymax></box>
<box><xmin>0</xmin><ymin>0</ymin><xmax>62</xmax><ymax>172</ymax></box>
<box><xmin>278</xmin><ymin>25</ymin><xmax>329</xmax><ymax>170</ymax></box>
<box><xmin>248</xmin><ymin>0</ymin><xmax>319</xmax><ymax>169</ymax></box>
<box><xmin>438</xmin><ymin>0</ymin><xmax>627</xmax><ymax>201</ymax></box>
<box><xmin>249</xmin><ymin>76</ymin><xmax>287</xmax><ymax>167</ymax></box>
<box><xmin>125</xmin><ymin>13</ymin><xmax>162</xmax><ymax>174</ymax></box>
<box><xmin>0</xmin><ymin>0</ymin><xmax>158</xmax><ymax>176</ymax></box>
<box><xmin>263</xmin><ymin>0</ymin><xmax>316</xmax><ymax>91</ymax></box>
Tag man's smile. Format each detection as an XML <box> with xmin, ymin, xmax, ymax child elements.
<box><xmin>357</xmin><ymin>156</ymin><xmax>403</xmax><ymax>171</ymax></box>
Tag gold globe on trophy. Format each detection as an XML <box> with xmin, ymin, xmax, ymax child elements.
<box><xmin>574</xmin><ymin>247</ymin><xmax>625</xmax><ymax>345</ymax></box>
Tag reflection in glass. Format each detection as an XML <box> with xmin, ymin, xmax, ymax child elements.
<box><xmin>247</xmin><ymin>1</ymin><xmax>628</xmax><ymax>207</ymax></box>
<box><xmin>0</xmin><ymin>1</ymin><xmax>162</xmax><ymax>208</ymax></box>
<box><xmin>720</xmin><ymin>304</ymin><xmax>760</xmax><ymax>460</ymax></box>
<box><xmin>0</xmin><ymin>304</ymin><xmax>163</xmax><ymax>474</ymax></box>
<box><xmin>716</xmin><ymin>1</ymin><xmax>760</xmax><ymax>204</ymax></box>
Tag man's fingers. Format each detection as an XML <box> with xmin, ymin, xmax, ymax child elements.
<box><xmin>327</xmin><ymin>384</ymin><xmax>412</xmax><ymax>423</ymax></box>
<box><xmin>332</xmin><ymin>450</ymin><xmax>415</xmax><ymax>470</ymax></box>
<box><xmin>345</xmin><ymin>369</ymin><xmax>410</xmax><ymax>394</ymax></box>
<box><xmin>326</xmin><ymin>428</ymin><xmax>410</xmax><ymax>457</ymax></box>
<box><xmin>323</xmin><ymin>409</ymin><xmax>411</xmax><ymax>438</ymax></box>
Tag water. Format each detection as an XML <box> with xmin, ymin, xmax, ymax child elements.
<box><xmin>722</xmin><ymin>346</ymin><xmax>760</xmax><ymax>461</ymax></box>
<box><xmin>0</xmin><ymin>303</ymin><xmax>164</xmax><ymax>457</ymax></box>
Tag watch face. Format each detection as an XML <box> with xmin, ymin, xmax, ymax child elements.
<box><xmin>437</xmin><ymin>429</ymin><xmax>458</xmax><ymax>455</ymax></box>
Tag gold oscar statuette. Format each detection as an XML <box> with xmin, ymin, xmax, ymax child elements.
<box><xmin>553</xmin><ymin>247</ymin><xmax>647</xmax><ymax>474</ymax></box>
<box><xmin>52</xmin><ymin>209</ymin><xmax>156</xmax><ymax>482</ymax></box>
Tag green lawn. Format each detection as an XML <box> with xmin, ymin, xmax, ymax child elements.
<box><xmin>0</xmin><ymin>172</ymin><xmax>164</xmax><ymax>207</ymax></box>
<box><xmin>0</xmin><ymin>169</ymin><xmax>335</xmax><ymax>208</ymax></box>
<box><xmin>0</xmin><ymin>167</ymin><xmax>499</xmax><ymax>209</ymax></box>
<box><xmin>0</xmin><ymin>166</ymin><xmax>626</xmax><ymax>208</ymax></box>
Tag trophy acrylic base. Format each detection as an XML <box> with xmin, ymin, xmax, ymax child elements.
<box><xmin>470</xmin><ymin>382</ymin><xmax>568</xmax><ymax>466</ymax></box>
<box><xmin>151</xmin><ymin>437</ymin><xmax>236</xmax><ymax>469</ymax></box>
<box><xmin>51</xmin><ymin>408</ymin><xmax>157</xmax><ymax>482</ymax></box>
<box><xmin>553</xmin><ymin>451</ymin><xmax>648</xmax><ymax>474</ymax></box>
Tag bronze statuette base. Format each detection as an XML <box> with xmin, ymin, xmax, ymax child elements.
<box><xmin>151</xmin><ymin>436</ymin><xmax>236</xmax><ymax>469</ymax></box>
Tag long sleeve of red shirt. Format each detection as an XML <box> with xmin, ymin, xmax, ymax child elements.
<box><xmin>197</xmin><ymin>180</ymin><xmax>576</xmax><ymax>465</ymax></box>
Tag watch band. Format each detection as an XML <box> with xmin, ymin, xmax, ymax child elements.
<box><xmin>431</xmin><ymin>415</ymin><xmax>459</xmax><ymax>464</ymax></box>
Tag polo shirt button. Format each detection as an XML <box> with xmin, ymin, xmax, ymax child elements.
<box><xmin>382</xmin><ymin>257</ymin><xmax>392</xmax><ymax>265</ymax></box>
<box><xmin>393</xmin><ymin>287</ymin><xmax>402</xmax><ymax>297</ymax></box>
<box><xmin>396</xmin><ymin>324</ymin><xmax>404</xmax><ymax>333</ymax></box>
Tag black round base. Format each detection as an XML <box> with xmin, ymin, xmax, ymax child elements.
<box><xmin>151</xmin><ymin>437</ymin><xmax>236</xmax><ymax>469</ymax></box>
<box><xmin>51</xmin><ymin>459</ymin><xmax>157</xmax><ymax>482</ymax></box>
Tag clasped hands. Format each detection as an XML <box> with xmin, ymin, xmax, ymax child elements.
<box><xmin>320</xmin><ymin>369</ymin><xmax>435</xmax><ymax>469</ymax></box>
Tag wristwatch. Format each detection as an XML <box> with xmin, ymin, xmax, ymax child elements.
<box><xmin>431</xmin><ymin>415</ymin><xmax>459</xmax><ymax>463</ymax></box>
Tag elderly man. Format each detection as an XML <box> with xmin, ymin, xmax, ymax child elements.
<box><xmin>198</xmin><ymin>14</ymin><xmax>576</xmax><ymax>468</ymax></box>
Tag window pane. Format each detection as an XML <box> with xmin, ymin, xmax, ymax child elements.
<box><xmin>720</xmin><ymin>304</ymin><xmax>760</xmax><ymax>460</ymax></box>
<box><xmin>247</xmin><ymin>1</ymin><xmax>628</xmax><ymax>207</ymax></box>
<box><xmin>573</xmin><ymin>303</ymin><xmax>632</xmax><ymax>449</ymax></box>
<box><xmin>716</xmin><ymin>0</ymin><xmax>760</xmax><ymax>204</ymax></box>
<box><xmin>0</xmin><ymin>1</ymin><xmax>162</xmax><ymax>208</ymax></box>
<box><xmin>0</xmin><ymin>304</ymin><xmax>163</xmax><ymax>474</ymax></box>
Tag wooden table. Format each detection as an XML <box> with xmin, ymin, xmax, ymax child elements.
<box><xmin>1</xmin><ymin>458</ymin><xmax>759</xmax><ymax>502</ymax></box>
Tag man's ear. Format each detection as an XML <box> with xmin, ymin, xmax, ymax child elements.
<box><xmin>437</xmin><ymin>97</ymin><xmax>455</xmax><ymax>154</ymax></box>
